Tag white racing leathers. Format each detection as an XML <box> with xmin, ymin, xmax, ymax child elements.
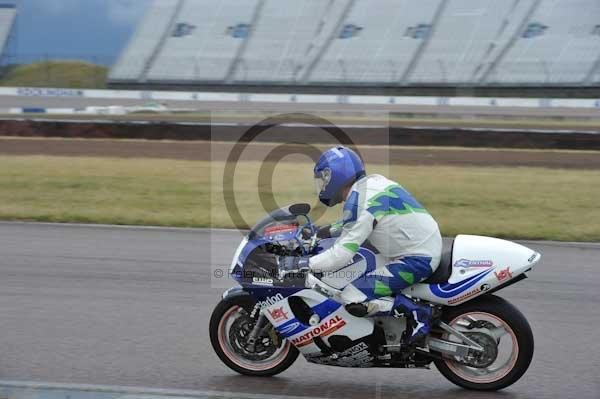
<box><xmin>309</xmin><ymin>174</ymin><xmax>442</xmax><ymax>307</ymax></box>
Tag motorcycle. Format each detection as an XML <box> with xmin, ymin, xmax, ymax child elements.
<box><xmin>210</xmin><ymin>203</ymin><xmax>540</xmax><ymax>391</ymax></box>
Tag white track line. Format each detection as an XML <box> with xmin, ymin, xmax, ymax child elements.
<box><xmin>0</xmin><ymin>380</ymin><xmax>329</xmax><ymax>399</ymax></box>
<box><xmin>0</xmin><ymin>221</ymin><xmax>597</xmax><ymax>248</ymax></box>
<box><xmin>0</xmin><ymin>220</ymin><xmax>219</xmax><ymax>233</ymax></box>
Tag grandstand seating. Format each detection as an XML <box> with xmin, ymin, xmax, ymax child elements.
<box><xmin>109</xmin><ymin>0</ymin><xmax>182</xmax><ymax>81</ymax></box>
<box><xmin>489</xmin><ymin>0</ymin><xmax>600</xmax><ymax>84</ymax></box>
<box><xmin>0</xmin><ymin>4</ymin><xmax>16</xmax><ymax>61</ymax></box>
<box><xmin>146</xmin><ymin>0</ymin><xmax>258</xmax><ymax>81</ymax></box>
<box><xmin>308</xmin><ymin>0</ymin><xmax>440</xmax><ymax>84</ymax></box>
<box><xmin>228</xmin><ymin>0</ymin><xmax>349</xmax><ymax>83</ymax></box>
<box><xmin>110</xmin><ymin>0</ymin><xmax>600</xmax><ymax>86</ymax></box>
<box><xmin>409</xmin><ymin>0</ymin><xmax>535</xmax><ymax>84</ymax></box>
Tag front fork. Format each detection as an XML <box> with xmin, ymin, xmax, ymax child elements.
<box><xmin>246</xmin><ymin>304</ymin><xmax>267</xmax><ymax>351</ymax></box>
<box><xmin>245</xmin><ymin>302</ymin><xmax>281</xmax><ymax>352</ymax></box>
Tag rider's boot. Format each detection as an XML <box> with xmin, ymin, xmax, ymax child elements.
<box><xmin>343</xmin><ymin>294</ymin><xmax>433</xmax><ymax>345</ymax></box>
<box><xmin>391</xmin><ymin>295</ymin><xmax>432</xmax><ymax>345</ymax></box>
<box><xmin>345</xmin><ymin>297</ymin><xmax>394</xmax><ymax>317</ymax></box>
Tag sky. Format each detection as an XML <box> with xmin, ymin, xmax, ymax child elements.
<box><xmin>7</xmin><ymin>0</ymin><xmax>152</xmax><ymax>65</ymax></box>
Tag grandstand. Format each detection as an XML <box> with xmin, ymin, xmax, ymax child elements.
<box><xmin>109</xmin><ymin>0</ymin><xmax>600</xmax><ymax>87</ymax></box>
<box><xmin>0</xmin><ymin>4</ymin><xmax>16</xmax><ymax>62</ymax></box>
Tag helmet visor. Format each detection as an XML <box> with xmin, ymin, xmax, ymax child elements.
<box><xmin>314</xmin><ymin>168</ymin><xmax>332</xmax><ymax>195</ymax></box>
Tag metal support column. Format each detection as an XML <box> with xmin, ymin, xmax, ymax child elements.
<box><xmin>139</xmin><ymin>0</ymin><xmax>185</xmax><ymax>83</ymax></box>
<box><xmin>477</xmin><ymin>0</ymin><xmax>541</xmax><ymax>84</ymax></box>
<box><xmin>399</xmin><ymin>0</ymin><xmax>449</xmax><ymax>85</ymax></box>
<box><xmin>583</xmin><ymin>55</ymin><xmax>600</xmax><ymax>85</ymax></box>
<box><xmin>299</xmin><ymin>0</ymin><xmax>357</xmax><ymax>84</ymax></box>
<box><xmin>224</xmin><ymin>0</ymin><xmax>266</xmax><ymax>83</ymax></box>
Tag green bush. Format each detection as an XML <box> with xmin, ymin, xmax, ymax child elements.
<box><xmin>0</xmin><ymin>60</ymin><xmax>108</xmax><ymax>89</ymax></box>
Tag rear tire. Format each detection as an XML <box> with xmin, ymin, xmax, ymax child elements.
<box><xmin>434</xmin><ymin>294</ymin><xmax>534</xmax><ymax>391</ymax></box>
<box><xmin>209</xmin><ymin>295</ymin><xmax>299</xmax><ymax>377</ymax></box>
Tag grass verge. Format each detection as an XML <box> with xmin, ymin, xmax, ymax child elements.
<box><xmin>0</xmin><ymin>155</ymin><xmax>598</xmax><ymax>241</ymax></box>
<box><xmin>0</xmin><ymin>61</ymin><xmax>108</xmax><ymax>89</ymax></box>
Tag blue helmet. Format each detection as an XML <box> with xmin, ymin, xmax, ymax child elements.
<box><xmin>314</xmin><ymin>146</ymin><xmax>365</xmax><ymax>207</ymax></box>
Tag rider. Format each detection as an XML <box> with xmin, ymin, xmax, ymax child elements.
<box><xmin>281</xmin><ymin>146</ymin><xmax>442</xmax><ymax>344</ymax></box>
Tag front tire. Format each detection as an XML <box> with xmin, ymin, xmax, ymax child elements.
<box><xmin>209</xmin><ymin>295</ymin><xmax>299</xmax><ymax>377</ymax></box>
<box><xmin>433</xmin><ymin>294</ymin><xmax>534</xmax><ymax>391</ymax></box>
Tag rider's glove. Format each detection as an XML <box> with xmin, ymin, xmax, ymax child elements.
<box><xmin>317</xmin><ymin>222</ymin><xmax>343</xmax><ymax>239</ymax></box>
<box><xmin>278</xmin><ymin>256</ymin><xmax>310</xmax><ymax>279</ymax></box>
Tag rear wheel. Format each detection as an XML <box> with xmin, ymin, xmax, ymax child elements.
<box><xmin>209</xmin><ymin>295</ymin><xmax>299</xmax><ymax>376</ymax></box>
<box><xmin>433</xmin><ymin>295</ymin><xmax>534</xmax><ymax>391</ymax></box>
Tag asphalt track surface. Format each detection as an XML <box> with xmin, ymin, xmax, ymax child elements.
<box><xmin>1</xmin><ymin>137</ymin><xmax>599</xmax><ymax>169</ymax></box>
<box><xmin>0</xmin><ymin>223</ymin><xmax>598</xmax><ymax>399</ymax></box>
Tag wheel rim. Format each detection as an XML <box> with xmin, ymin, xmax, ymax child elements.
<box><xmin>443</xmin><ymin>312</ymin><xmax>519</xmax><ymax>384</ymax></box>
<box><xmin>218</xmin><ymin>305</ymin><xmax>291</xmax><ymax>371</ymax></box>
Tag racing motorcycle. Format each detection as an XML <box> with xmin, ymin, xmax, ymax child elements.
<box><xmin>210</xmin><ymin>203</ymin><xmax>540</xmax><ymax>391</ymax></box>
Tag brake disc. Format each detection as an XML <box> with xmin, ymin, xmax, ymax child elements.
<box><xmin>228</xmin><ymin>315</ymin><xmax>278</xmax><ymax>361</ymax></box>
<box><xmin>459</xmin><ymin>332</ymin><xmax>498</xmax><ymax>368</ymax></box>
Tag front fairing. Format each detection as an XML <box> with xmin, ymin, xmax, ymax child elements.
<box><xmin>229</xmin><ymin>203</ymin><xmax>313</xmax><ymax>289</ymax></box>
<box><xmin>229</xmin><ymin>236</ymin><xmax>279</xmax><ymax>285</ymax></box>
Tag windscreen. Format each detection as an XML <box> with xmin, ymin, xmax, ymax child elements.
<box><xmin>248</xmin><ymin>204</ymin><xmax>310</xmax><ymax>240</ymax></box>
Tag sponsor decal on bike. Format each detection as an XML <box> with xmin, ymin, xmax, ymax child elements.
<box><xmin>252</xmin><ymin>277</ymin><xmax>273</xmax><ymax>286</ymax></box>
<box><xmin>494</xmin><ymin>267</ymin><xmax>513</xmax><ymax>282</ymax></box>
<box><xmin>267</xmin><ymin>306</ymin><xmax>289</xmax><ymax>323</ymax></box>
<box><xmin>276</xmin><ymin>299</ymin><xmax>343</xmax><ymax>338</ymax></box>
<box><xmin>454</xmin><ymin>258</ymin><xmax>494</xmax><ymax>268</ymax></box>
<box><xmin>430</xmin><ymin>268</ymin><xmax>494</xmax><ymax>298</ymax></box>
<box><xmin>279</xmin><ymin>322</ymin><xmax>301</xmax><ymax>336</ymax></box>
<box><xmin>480</xmin><ymin>283</ymin><xmax>491</xmax><ymax>292</ymax></box>
<box><xmin>291</xmin><ymin>315</ymin><xmax>346</xmax><ymax>347</ymax></box>
<box><xmin>264</xmin><ymin>224</ymin><xmax>298</xmax><ymax>236</ymax></box>
<box><xmin>305</xmin><ymin>342</ymin><xmax>373</xmax><ymax>367</ymax></box>
<box><xmin>257</xmin><ymin>293</ymin><xmax>284</xmax><ymax>308</ymax></box>
<box><xmin>448</xmin><ymin>287</ymin><xmax>483</xmax><ymax>304</ymax></box>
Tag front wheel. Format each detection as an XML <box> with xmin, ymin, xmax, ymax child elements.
<box><xmin>209</xmin><ymin>295</ymin><xmax>299</xmax><ymax>376</ymax></box>
<box><xmin>433</xmin><ymin>295</ymin><xmax>534</xmax><ymax>391</ymax></box>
